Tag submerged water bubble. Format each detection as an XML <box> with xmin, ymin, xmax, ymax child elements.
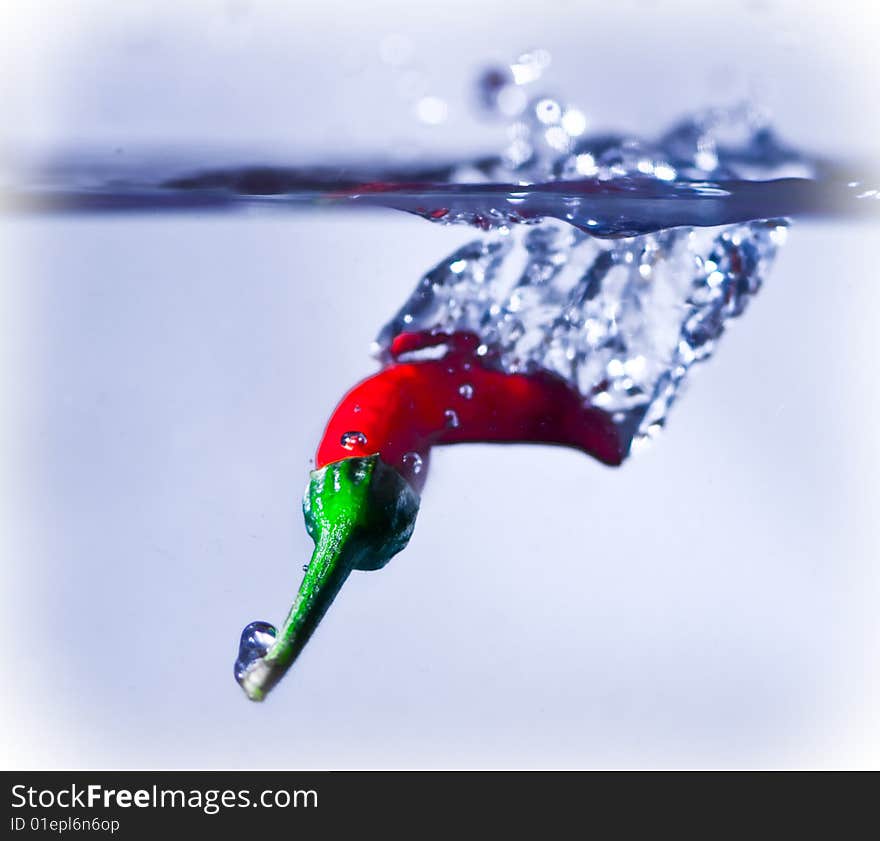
<box><xmin>340</xmin><ymin>430</ymin><xmax>368</xmax><ymax>450</ymax></box>
<box><xmin>234</xmin><ymin>621</ymin><xmax>277</xmax><ymax>684</ymax></box>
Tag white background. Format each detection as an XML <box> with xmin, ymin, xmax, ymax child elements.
<box><xmin>1</xmin><ymin>0</ymin><xmax>878</xmax><ymax>768</ymax></box>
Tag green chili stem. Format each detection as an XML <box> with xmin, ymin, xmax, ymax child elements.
<box><xmin>237</xmin><ymin>455</ymin><xmax>419</xmax><ymax>702</ymax></box>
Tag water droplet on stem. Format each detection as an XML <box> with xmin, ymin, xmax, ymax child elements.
<box><xmin>234</xmin><ymin>621</ymin><xmax>277</xmax><ymax>684</ymax></box>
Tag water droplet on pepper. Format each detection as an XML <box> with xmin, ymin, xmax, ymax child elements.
<box><xmin>444</xmin><ymin>409</ymin><xmax>460</xmax><ymax>429</ymax></box>
<box><xmin>402</xmin><ymin>452</ymin><xmax>423</xmax><ymax>475</ymax></box>
<box><xmin>340</xmin><ymin>430</ymin><xmax>368</xmax><ymax>450</ymax></box>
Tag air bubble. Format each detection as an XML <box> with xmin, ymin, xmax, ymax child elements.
<box><xmin>444</xmin><ymin>409</ymin><xmax>460</xmax><ymax>429</ymax></box>
<box><xmin>458</xmin><ymin>384</ymin><xmax>474</xmax><ymax>399</ymax></box>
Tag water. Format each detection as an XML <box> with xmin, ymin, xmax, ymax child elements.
<box><xmin>7</xmin><ymin>152</ymin><xmax>876</xmax><ymax>238</ymax></box>
<box><xmin>340</xmin><ymin>431</ymin><xmax>369</xmax><ymax>451</ymax></box>
<box><xmin>5</xmin><ymin>70</ymin><xmax>878</xmax><ymax>238</ymax></box>
<box><xmin>222</xmin><ymin>78</ymin><xmax>823</xmax><ymax>702</ymax></box>
<box><xmin>375</xmin><ymin>217</ymin><xmax>787</xmax><ymax>450</ymax></box>
<box><xmin>6</xmin><ymin>64</ymin><xmax>876</xmax><ymax>456</ymax></box>
<box><xmin>358</xmin><ymin>72</ymin><xmax>815</xmax><ymax>452</ymax></box>
<box><xmin>6</xmin><ymin>29</ymin><xmax>878</xmax><ymax>762</ymax></box>
<box><xmin>233</xmin><ymin>621</ymin><xmax>277</xmax><ymax>685</ymax></box>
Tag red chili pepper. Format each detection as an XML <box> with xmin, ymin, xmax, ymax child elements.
<box><xmin>318</xmin><ymin>330</ymin><xmax>623</xmax><ymax>486</ymax></box>
<box><xmin>236</xmin><ymin>330</ymin><xmax>624</xmax><ymax>700</ymax></box>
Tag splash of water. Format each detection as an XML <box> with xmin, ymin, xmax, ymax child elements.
<box><xmin>375</xmin><ymin>217</ymin><xmax>787</xmax><ymax>450</ymax></box>
<box><xmin>4</xmin><ymin>53</ymin><xmax>876</xmax><ymax>448</ymax></box>
<box><xmin>373</xmin><ymin>59</ymin><xmax>803</xmax><ymax>450</ymax></box>
<box><xmin>5</xmin><ymin>52</ymin><xmax>877</xmax><ymax>235</ymax></box>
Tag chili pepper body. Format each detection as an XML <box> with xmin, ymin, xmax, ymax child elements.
<box><xmin>318</xmin><ymin>330</ymin><xmax>625</xmax><ymax>490</ymax></box>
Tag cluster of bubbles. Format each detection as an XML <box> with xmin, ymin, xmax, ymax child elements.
<box><xmin>477</xmin><ymin>50</ymin><xmax>589</xmax><ymax>177</ymax></box>
<box><xmin>340</xmin><ymin>430</ymin><xmax>369</xmax><ymax>450</ymax></box>
<box><xmin>376</xmin><ymin>214</ymin><xmax>787</xmax><ymax>450</ymax></box>
<box><xmin>390</xmin><ymin>49</ymin><xmax>815</xmax><ymax>236</ymax></box>
<box><xmin>482</xmin><ymin>51</ymin><xmax>814</xmax><ymax>185</ymax></box>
